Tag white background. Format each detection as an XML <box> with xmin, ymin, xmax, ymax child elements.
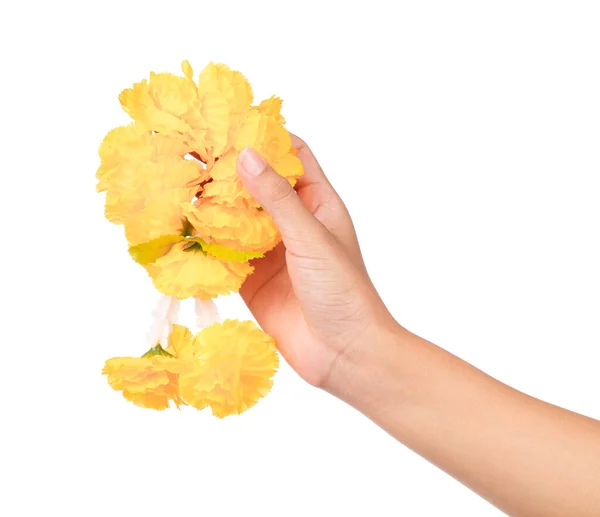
<box><xmin>1</xmin><ymin>1</ymin><xmax>599</xmax><ymax>516</ymax></box>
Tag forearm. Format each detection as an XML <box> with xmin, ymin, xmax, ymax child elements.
<box><xmin>326</xmin><ymin>322</ymin><xmax>600</xmax><ymax>517</ymax></box>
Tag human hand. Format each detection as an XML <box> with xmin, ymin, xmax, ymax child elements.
<box><xmin>237</xmin><ymin>137</ymin><xmax>397</xmax><ymax>388</ymax></box>
<box><xmin>238</xmin><ymin>137</ymin><xmax>600</xmax><ymax>517</ymax></box>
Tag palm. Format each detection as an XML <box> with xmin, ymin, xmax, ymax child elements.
<box><xmin>240</xmin><ymin>219</ymin><xmax>336</xmax><ymax>386</ymax></box>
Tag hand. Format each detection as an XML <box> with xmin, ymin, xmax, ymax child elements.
<box><xmin>239</xmin><ymin>136</ymin><xmax>600</xmax><ymax>517</ymax></box>
<box><xmin>237</xmin><ymin>137</ymin><xmax>396</xmax><ymax>387</ymax></box>
<box><xmin>239</xmin><ymin>137</ymin><xmax>600</xmax><ymax>517</ymax></box>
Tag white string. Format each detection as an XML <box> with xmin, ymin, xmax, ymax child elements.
<box><xmin>145</xmin><ymin>295</ymin><xmax>180</xmax><ymax>348</ymax></box>
<box><xmin>194</xmin><ymin>298</ymin><xmax>221</xmax><ymax>329</ymax></box>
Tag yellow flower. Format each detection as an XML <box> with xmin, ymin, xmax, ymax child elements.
<box><xmin>122</xmin><ymin>190</ymin><xmax>194</xmax><ymax>247</ymax></box>
<box><xmin>178</xmin><ymin>320</ymin><xmax>279</xmax><ymax>418</ymax></box>
<box><xmin>183</xmin><ymin>199</ymin><xmax>280</xmax><ymax>254</ymax></box>
<box><xmin>96</xmin><ymin>124</ymin><xmax>153</xmax><ymax>194</ymax></box>
<box><xmin>119</xmin><ymin>72</ymin><xmax>204</xmax><ymax>146</ymax></box>
<box><xmin>197</xmin><ymin>62</ymin><xmax>254</xmax><ymax>157</ymax></box>
<box><xmin>97</xmin><ymin>126</ymin><xmax>205</xmax><ymax>224</ymax></box>
<box><xmin>145</xmin><ymin>241</ymin><xmax>254</xmax><ymax>300</ymax></box>
<box><xmin>102</xmin><ymin>324</ymin><xmax>194</xmax><ymax>410</ymax></box>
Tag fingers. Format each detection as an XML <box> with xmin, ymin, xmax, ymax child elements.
<box><xmin>237</xmin><ymin>147</ymin><xmax>332</xmax><ymax>258</ymax></box>
<box><xmin>239</xmin><ymin>242</ymin><xmax>288</xmax><ymax>310</ymax></box>
<box><xmin>290</xmin><ymin>134</ymin><xmax>332</xmax><ymax>191</ymax></box>
<box><xmin>289</xmin><ymin>135</ymin><xmax>366</xmax><ymax>270</ymax></box>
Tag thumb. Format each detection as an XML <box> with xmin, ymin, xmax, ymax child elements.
<box><xmin>237</xmin><ymin>147</ymin><xmax>330</xmax><ymax>255</ymax></box>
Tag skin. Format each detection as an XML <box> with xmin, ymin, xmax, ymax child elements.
<box><xmin>236</xmin><ymin>138</ymin><xmax>600</xmax><ymax>517</ymax></box>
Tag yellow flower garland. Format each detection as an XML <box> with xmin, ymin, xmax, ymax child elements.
<box><xmin>97</xmin><ymin>61</ymin><xmax>302</xmax><ymax>417</ymax></box>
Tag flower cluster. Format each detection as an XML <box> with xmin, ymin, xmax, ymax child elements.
<box><xmin>103</xmin><ymin>321</ymin><xmax>279</xmax><ymax>417</ymax></box>
<box><xmin>96</xmin><ymin>61</ymin><xmax>303</xmax><ymax>299</ymax></box>
<box><xmin>97</xmin><ymin>62</ymin><xmax>300</xmax><ymax>416</ymax></box>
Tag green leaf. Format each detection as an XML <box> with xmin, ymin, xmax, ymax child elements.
<box><xmin>186</xmin><ymin>237</ymin><xmax>264</xmax><ymax>263</ymax></box>
<box><xmin>128</xmin><ymin>234</ymin><xmax>264</xmax><ymax>266</ymax></box>
<box><xmin>128</xmin><ymin>235</ymin><xmax>186</xmax><ymax>265</ymax></box>
<box><xmin>142</xmin><ymin>344</ymin><xmax>175</xmax><ymax>358</ymax></box>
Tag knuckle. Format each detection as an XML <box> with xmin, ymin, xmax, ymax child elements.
<box><xmin>266</xmin><ymin>174</ymin><xmax>295</xmax><ymax>205</ymax></box>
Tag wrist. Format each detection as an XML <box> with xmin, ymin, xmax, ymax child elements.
<box><xmin>322</xmin><ymin>315</ymin><xmax>408</xmax><ymax>404</ymax></box>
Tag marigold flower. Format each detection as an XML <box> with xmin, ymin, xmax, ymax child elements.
<box><xmin>197</xmin><ymin>62</ymin><xmax>254</xmax><ymax>157</ymax></box>
<box><xmin>145</xmin><ymin>241</ymin><xmax>254</xmax><ymax>300</ymax></box>
<box><xmin>102</xmin><ymin>324</ymin><xmax>194</xmax><ymax>410</ymax></box>
<box><xmin>182</xmin><ymin>199</ymin><xmax>280</xmax><ymax>254</ymax></box>
<box><xmin>122</xmin><ymin>190</ymin><xmax>193</xmax><ymax>247</ymax></box>
<box><xmin>178</xmin><ymin>320</ymin><xmax>279</xmax><ymax>418</ymax></box>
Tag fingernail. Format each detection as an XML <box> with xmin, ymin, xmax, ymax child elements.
<box><xmin>239</xmin><ymin>147</ymin><xmax>266</xmax><ymax>177</ymax></box>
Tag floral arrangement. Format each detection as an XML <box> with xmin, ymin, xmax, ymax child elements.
<box><xmin>97</xmin><ymin>61</ymin><xmax>303</xmax><ymax>417</ymax></box>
